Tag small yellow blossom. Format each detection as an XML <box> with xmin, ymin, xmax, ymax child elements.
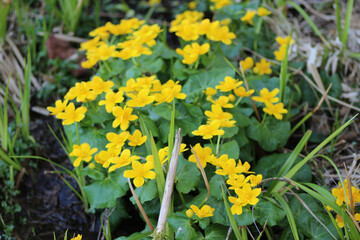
<box><xmin>241</xmin><ymin>10</ymin><xmax>256</xmax><ymax>25</ymax></box>
<box><xmin>189</xmin><ymin>1</ymin><xmax>197</xmax><ymax>9</ymax></box>
<box><xmin>220</xmin><ymin>18</ymin><xmax>231</xmax><ymax>26</ymax></box>
<box><xmin>106</xmin><ymin>131</ymin><xmax>130</xmax><ymax>152</ymax></box>
<box><xmin>47</xmin><ymin>99</ymin><xmax>68</xmax><ymax>115</ymax></box>
<box><xmin>124</xmin><ymin>161</ymin><xmax>156</xmax><ymax>187</ymax></box>
<box><xmin>235</xmin><ymin>183</ymin><xmax>261</xmax><ymax>205</ymax></box>
<box><xmin>263</xmin><ymin>102</ymin><xmax>288</xmax><ymax>120</ymax></box>
<box><xmin>253</xmin><ymin>59</ymin><xmax>272</xmax><ymax>75</ymax></box>
<box><xmin>335</xmin><ymin>214</ymin><xmax>344</xmax><ymax>228</ymax></box>
<box><xmin>126</xmin><ymin>89</ymin><xmax>155</xmax><ymax>108</ymax></box>
<box><xmin>108</xmin><ymin>149</ymin><xmax>140</xmax><ymax>172</ymax></box>
<box><xmin>80</xmin><ymin>36</ymin><xmax>101</xmax><ymax>51</ymax></box>
<box><xmin>252</xmin><ymin>88</ymin><xmax>279</xmax><ymax>104</ymax></box>
<box><xmin>70</xmin><ymin>143</ymin><xmax>98</xmax><ymax>167</ymax></box>
<box><xmin>88</xmin><ymin>162</ymin><xmax>96</xmax><ymax>169</ymax></box>
<box><xmin>332</xmin><ymin>180</ymin><xmax>360</xmax><ymax>207</ymax></box>
<box><xmin>228</xmin><ymin>195</ymin><xmax>245</xmax><ymax>215</ymax></box>
<box><xmin>205</xmin><ymin>105</ymin><xmax>235</xmax><ymax>128</ymax></box>
<box><xmin>186</xmin><ymin>209</ymin><xmax>194</xmax><ymax>218</ymax></box>
<box><xmin>95</xmin><ymin>148</ymin><xmax>120</xmax><ymax>167</ymax></box>
<box><xmin>257</xmin><ymin>7</ymin><xmax>271</xmax><ymax>17</ymax></box>
<box><xmin>88</xmin><ymin>76</ymin><xmax>114</xmax><ymax>95</ymax></box>
<box><xmin>192</xmin><ymin>121</ymin><xmax>225</xmax><ymax>139</ymax></box>
<box><xmin>112</xmin><ymin>106</ymin><xmax>138</xmax><ymax>130</ymax></box>
<box><xmin>227</xmin><ymin>174</ymin><xmax>249</xmax><ymax>190</ymax></box>
<box><xmin>233</xmin><ymin>86</ymin><xmax>254</xmax><ymax>97</ymax></box>
<box><xmin>99</xmin><ymin>91</ymin><xmax>125</xmax><ymax>113</ymax></box>
<box><xmin>228</xmin><ymin>94</ymin><xmax>236</xmax><ymax>102</ymax></box>
<box><xmin>237</xmin><ymin>160</ymin><xmax>253</xmax><ymax>174</ymax></box>
<box><xmin>274</xmin><ymin>45</ymin><xmax>287</xmax><ymax>61</ymax></box>
<box><xmin>146</xmin><ymin>148</ymin><xmax>168</xmax><ymax>168</ymax></box>
<box><xmin>148</xmin><ymin>0</ymin><xmax>161</xmax><ymax>6</ymax></box>
<box><xmin>176</xmin><ymin>42</ymin><xmax>210</xmax><ymax>65</ymax></box>
<box><xmin>216</xmin><ymin>158</ymin><xmax>242</xmax><ymax>179</ymax></box>
<box><xmin>71</xmin><ymin>234</ymin><xmax>82</xmax><ymax>240</ymax></box>
<box><xmin>239</xmin><ymin>57</ymin><xmax>254</xmax><ymax>72</ymax></box>
<box><xmin>203</xmin><ymin>87</ymin><xmax>217</xmax><ymax>101</ymax></box>
<box><xmin>210</xmin><ymin>96</ymin><xmax>234</xmax><ymax>108</ymax></box>
<box><xmin>190</xmin><ymin>205</ymin><xmax>215</xmax><ymax>218</ymax></box>
<box><xmin>188</xmin><ymin>143</ymin><xmax>213</xmax><ymax>169</ymax></box>
<box><xmin>211</xmin><ymin>0</ymin><xmax>231</xmax><ymax>9</ymax></box>
<box><xmin>65</xmin><ymin>82</ymin><xmax>97</xmax><ymax>103</ymax></box>
<box><xmin>154</xmin><ymin>80</ymin><xmax>187</xmax><ymax>104</ymax></box>
<box><xmin>128</xmin><ymin>129</ymin><xmax>147</xmax><ymax>147</ymax></box>
<box><xmin>216</xmin><ymin>76</ymin><xmax>242</xmax><ymax>92</ymax></box>
<box><xmin>171</xmin><ymin>20</ymin><xmax>200</xmax><ymax>41</ymax></box>
<box><xmin>276</xmin><ymin>36</ymin><xmax>295</xmax><ymax>46</ymax></box>
<box><xmin>56</xmin><ymin>103</ymin><xmax>87</xmax><ymax>125</ymax></box>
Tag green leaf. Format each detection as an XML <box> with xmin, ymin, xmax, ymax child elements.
<box><xmin>168</xmin><ymin>212</ymin><xmax>197</xmax><ymax>240</ymax></box>
<box><xmin>222</xmin><ymin>125</ymin><xmax>239</xmax><ymax>138</ymax></box>
<box><xmin>84</xmin><ymin>168</ymin><xmax>129</xmax><ymax>209</ymax></box>
<box><xmin>70</xmin><ymin>125</ymin><xmax>108</xmax><ymax>151</ymax></box>
<box><xmin>173</xmin><ymin>60</ymin><xmax>187</xmax><ymax>80</ymax></box>
<box><xmin>141</xmin><ymin>58</ymin><xmax>163</xmax><ymax>74</ymax></box>
<box><xmin>253</xmin><ymin>153</ymin><xmax>312</xmax><ymax>188</ymax></box>
<box><xmin>175</xmin><ymin>156</ymin><xmax>201</xmax><ymax>194</ymax></box>
<box><xmin>177</xmin><ymin>102</ymin><xmax>204</xmax><ymax>136</ymax></box>
<box><xmin>234</xmin><ymin>207</ymin><xmax>253</xmax><ymax>226</ymax></box>
<box><xmin>289</xmin><ymin>193</ymin><xmax>339</xmax><ymax>240</ymax></box>
<box><xmin>182</xmin><ymin>67</ymin><xmax>235</xmax><ymax>101</ymax></box>
<box><xmin>199</xmin><ymin>217</ymin><xmax>210</xmax><ymax>229</ymax></box>
<box><xmin>229</xmin><ymin>109</ymin><xmax>250</xmax><ymax>128</ymax></box>
<box><xmin>82</xmin><ymin>167</ymin><xmax>105</xmax><ymax>180</ymax></box>
<box><xmin>154</xmin><ymin>103</ymin><xmax>179</xmax><ymax>121</ymax></box>
<box><xmin>197</xmin><ymin>224</ymin><xmax>228</xmax><ymax>239</ymax></box>
<box><xmin>86</xmin><ymin>106</ymin><xmax>113</xmax><ymax>124</ymax></box>
<box><xmin>140</xmin><ymin>113</ymin><xmax>159</xmax><ymax>137</ymax></box>
<box><xmin>247</xmin><ymin>117</ymin><xmax>290</xmax><ymax>152</ymax></box>
<box><xmin>209</xmin><ymin>174</ymin><xmax>223</xmax><ymax>200</ymax></box>
<box><xmin>254</xmin><ymin>198</ymin><xmax>285</xmax><ymax>226</ymax></box>
<box><xmin>222</xmin><ymin>187</ymin><xmax>242</xmax><ymax>240</ymax></box>
<box><xmin>219</xmin><ymin>140</ymin><xmax>239</xmax><ymax>159</ymax></box>
<box><xmin>132</xmin><ymin>179</ymin><xmax>158</xmax><ymax>204</ymax></box>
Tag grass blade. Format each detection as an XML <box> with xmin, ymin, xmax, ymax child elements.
<box><xmin>221</xmin><ymin>185</ymin><xmax>242</xmax><ymax>240</ymax></box>
<box><xmin>279</xmin><ymin>36</ymin><xmax>291</xmax><ymax>103</ymax></box>
<box><xmin>273</xmin><ymin>193</ymin><xmax>299</xmax><ymax>240</ymax></box>
<box><xmin>150</xmin><ymin>133</ymin><xmax>165</xmax><ymax>202</ymax></box>
<box><xmin>334</xmin><ymin>0</ymin><xmax>342</xmax><ymax>38</ymax></box>
<box><xmin>341</xmin><ymin>0</ymin><xmax>354</xmax><ymax>52</ymax></box>
<box><xmin>271</xmin><ymin>114</ymin><xmax>357</xmax><ymax>193</ymax></box>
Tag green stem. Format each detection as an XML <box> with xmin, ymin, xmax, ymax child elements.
<box><xmin>209</xmin><ymin>138</ymin><xmax>216</xmax><ymax>153</ymax></box>
<box><xmin>234</xmin><ymin>97</ymin><xmax>243</xmax><ymax>108</ymax></box>
<box><xmin>254</xmin><ymin>17</ymin><xmax>264</xmax><ymax>50</ymax></box>
<box><xmin>76</xmin><ymin>122</ymin><xmax>80</xmax><ymax>145</ymax></box>
<box><xmin>215</xmin><ymin>134</ymin><xmax>221</xmax><ymax>156</ymax></box>
<box><xmin>261</xmin><ymin>113</ymin><xmax>267</xmax><ymax>124</ymax></box>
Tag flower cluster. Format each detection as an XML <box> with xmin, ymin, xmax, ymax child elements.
<box><xmin>170</xmin><ymin>11</ymin><xmax>236</xmax><ymax>44</ymax></box>
<box><xmin>211</xmin><ymin>0</ymin><xmax>232</xmax><ymax>10</ymax></box>
<box><xmin>80</xmin><ymin>18</ymin><xmax>162</xmax><ymax>68</ymax></box>
<box><xmin>239</xmin><ymin>57</ymin><xmax>272</xmax><ymax>75</ymax></box>
<box><xmin>241</xmin><ymin>6</ymin><xmax>271</xmax><ymax>25</ymax></box>
<box><xmin>252</xmin><ymin>88</ymin><xmax>288</xmax><ymax>120</ymax></box>
<box><xmin>330</xmin><ymin>180</ymin><xmax>360</xmax><ymax>228</ymax></box>
<box><xmin>274</xmin><ymin>35</ymin><xmax>295</xmax><ymax>61</ymax></box>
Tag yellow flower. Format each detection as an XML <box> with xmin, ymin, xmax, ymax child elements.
<box><xmin>47</xmin><ymin>99</ymin><xmax>68</xmax><ymax>115</ymax></box>
<box><xmin>276</xmin><ymin>36</ymin><xmax>295</xmax><ymax>46</ymax></box>
<box><xmin>263</xmin><ymin>102</ymin><xmax>288</xmax><ymax>120</ymax></box>
<box><xmin>71</xmin><ymin>234</ymin><xmax>82</xmax><ymax>240</ymax></box>
<box><xmin>89</xmin><ymin>25</ymin><xmax>110</xmax><ymax>39</ymax></box>
<box><xmin>145</xmin><ymin>148</ymin><xmax>168</xmax><ymax>168</ymax></box>
<box><xmin>130</xmin><ymin>24</ymin><xmax>162</xmax><ymax>47</ymax></box>
<box><xmin>210</xmin><ymin>96</ymin><xmax>234</xmax><ymax>108</ymax></box>
<box><xmin>332</xmin><ymin>180</ymin><xmax>360</xmax><ymax>207</ymax></box>
<box><xmin>233</xmin><ymin>86</ymin><xmax>254</xmax><ymax>97</ymax></box>
<box><xmin>106</xmin><ymin>131</ymin><xmax>130</xmax><ymax>152</ymax></box>
<box><xmin>88</xmin><ymin>76</ymin><xmax>114</xmax><ymax>95</ymax></box>
<box><xmin>237</xmin><ymin>160</ymin><xmax>253</xmax><ymax>174</ymax></box>
<box><xmin>189</xmin><ymin>1</ymin><xmax>197</xmax><ymax>9</ymax></box>
<box><xmin>186</xmin><ymin>209</ymin><xmax>194</xmax><ymax>218</ymax></box>
<box><xmin>95</xmin><ymin>148</ymin><xmax>120</xmax><ymax>168</ymax></box>
<box><xmin>205</xmin><ymin>105</ymin><xmax>235</xmax><ymax>128</ymax></box>
<box><xmin>188</xmin><ymin>143</ymin><xmax>213</xmax><ymax>168</ymax></box>
<box><xmin>274</xmin><ymin>45</ymin><xmax>287</xmax><ymax>61</ymax></box>
<box><xmin>148</xmin><ymin>0</ymin><xmax>161</xmax><ymax>6</ymax></box>
<box><xmin>171</xmin><ymin>20</ymin><xmax>200</xmax><ymax>41</ymax></box>
<box><xmin>228</xmin><ymin>94</ymin><xmax>235</xmax><ymax>102</ymax></box>
<box><xmin>227</xmin><ymin>174</ymin><xmax>249</xmax><ymax>190</ymax></box>
<box><xmin>216</xmin><ymin>76</ymin><xmax>242</xmax><ymax>92</ymax></box>
<box><xmin>246</xmin><ymin>174</ymin><xmax>263</xmax><ymax>187</ymax></box>
<box><xmin>99</xmin><ymin>91</ymin><xmax>125</xmax><ymax>113</ymax></box>
<box><xmin>128</xmin><ymin>129</ymin><xmax>147</xmax><ymax>147</ymax></box>
<box><xmin>203</xmin><ymin>87</ymin><xmax>217</xmax><ymax>101</ymax></box>
<box><xmin>123</xmin><ymin>161</ymin><xmax>156</xmax><ymax>187</ymax></box>
<box><xmin>252</xmin><ymin>88</ymin><xmax>279</xmax><ymax>104</ymax></box>
<box><xmin>192</xmin><ymin>121</ymin><xmax>225</xmax><ymax>139</ymax></box>
<box><xmin>236</xmin><ymin>184</ymin><xmax>261</xmax><ymax>205</ymax></box>
<box><xmin>88</xmin><ymin>162</ymin><xmax>96</xmax><ymax>169</ymax></box>
<box><xmin>154</xmin><ymin>80</ymin><xmax>187</xmax><ymax>104</ymax></box>
<box><xmin>211</xmin><ymin>0</ymin><xmax>231</xmax><ymax>9</ymax></box>
<box><xmin>257</xmin><ymin>7</ymin><xmax>271</xmax><ymax>17</ymax></box>
<box><xmin>112</xmin><ymin>106</ymin><xmax>138</xmax><ymax>130</ymax></box>
<box><xmin>190</xmin><ymin>205</ymin><xmax>215</xmax><ymax>218</ymax></box>
<box><xmin>70</xmin><ymin>143</ymin><xmax>98</xmax><ymax>167</ymax></box>
<box><xmin>216</xmin><ymin>158</ymin><xmax>242</xmax><ymax>179</ymax></box>
<box><xmin>80</xmin><ymin>36</ymin><xmax>102</xmax><ymax>51</ymax></box>
<box><xmin>56</xmin><ymin>103</ymin><xmax>87</xmax><ymax>125</ymax></box>
<box><xmin>253</xmin><ymin>59</ymin><xmax>272</xmax><ymax>75</ymax></box>
<box><xmin>220</xmin><ymin>18</ymin><xmax>231</xmax><ymax>26</ymax></box>
<box><xmin>228</xmin><ymin>195</ymin><xmax>245</xmax><ymax>215</ymax></box>
<box><xmin>108</xmin><ymin>149</ymin><xmax>140</xmax><ymax>172</ymax></box>
<box><xmin>335</xmin><ymin>214</ymin><xmax>344</xmax><ymax>228</ymax></box>
<box><xmin>81</xmin><ymin>57</ymin><xmax>98</xmax><ymax>69</ymax></box>
<box><xmin>176</xmin><ymin>42</ymin><xmax>210</xmax><ymax>65</ymax></box>
<box><xmin>203</xmin><ymin>21</ymin><xmax>236</xmax><ymax>45</ymax></box>
<box><xmin>163</xmin><ymin>143</ymin><xmax>188</xmax><ymax>156</ymax></box>
<box><xmin>65</xmin><ymin>82</ymin><xmax>97</xmax><ymax>103</ymax></box>
<box><xmin>126</xmin><ymin>89</ymin><xmax>155</xmax><ymax>108</ymax></box>
<box><xmin>239</xmin><ymin>57</ymin><xmax>254</xmax><ymax>72</ymax></box>
<box><xmin>241</xmin><ymin>10</ymin><xmax>256</xmax><ymax>25</ymax></box>
<box><xmin>209</xmin><ymin>154</ymin><xmax>229</xmax><ymax>167</ymax></box>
